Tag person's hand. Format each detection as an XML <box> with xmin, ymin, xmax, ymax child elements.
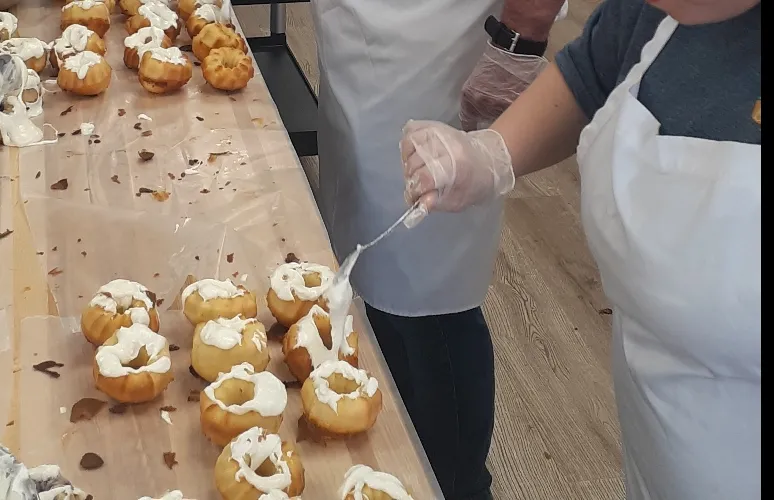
<box><xmin>459</xmin><ymin>43</ymin><xmax>548</xmax><ymax>132</ymax></box>
<box><xmin>401</xmin><ymin>120</ymin><xmax>514</xmax><ymax>215</ymax></box>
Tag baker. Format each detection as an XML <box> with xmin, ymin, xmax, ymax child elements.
<box><xmin>402</xmin><ymin>0</ymin><xmax>760</xmax><ymax>498</ymax></box>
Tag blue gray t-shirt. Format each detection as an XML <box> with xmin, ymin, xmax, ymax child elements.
<box><xmin>555</xmin><ymin>0</ymin><xmax>760</xmax><ymax>145</ymax></box>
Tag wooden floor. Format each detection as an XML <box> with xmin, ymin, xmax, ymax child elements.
<box><xmin>235</xmin><ymin>2</ymin><xmax>623</xmax><ymax>498</ymax></box>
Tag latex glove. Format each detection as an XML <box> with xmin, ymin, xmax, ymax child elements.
<box><xmin>460</xmin><ymin>42</ymin><xmax>548</xmax><ymax>132</ymax></box>
<box><xmin>401</xmin><ymin>120</ymin><xmax>514</xmax><ymax>215</ymax></box>
<box><xmin>0</xmin><ymin>53</ymin><xmax>24</xmax><ymax>99</ymax></box>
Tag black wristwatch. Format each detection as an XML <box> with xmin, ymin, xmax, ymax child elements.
<box><xmin>484</xmin><ymin>15</ymin><xmax>548</xmax><ymax>57</ymax></box>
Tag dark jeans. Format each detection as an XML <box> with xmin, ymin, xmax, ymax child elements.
<box><xmin>365</xmin><ymin>304</ymin><xmax>495</xmax><ymax>500</ymax></box>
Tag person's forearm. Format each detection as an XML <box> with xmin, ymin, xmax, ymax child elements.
<box><xmin>490</xmin><ymin>63</ymin><xmax>587</xmax><ymax>178</ymax></box>
<box><xmin>501</xmin><ymin>0</ymin><xmax>566</xmax><ymax>41</ymax></box>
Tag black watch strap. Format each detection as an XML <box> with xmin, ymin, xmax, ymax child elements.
<box><xmin>484</xmin><ymin>15</ymin><xmax>548</xmax><ymax>57</ymax></box>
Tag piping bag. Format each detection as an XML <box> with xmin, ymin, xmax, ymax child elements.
<box><xmin>325</xmin><ymin>200</ymin><xmax>424</xmax><ymax>352</ymax></box>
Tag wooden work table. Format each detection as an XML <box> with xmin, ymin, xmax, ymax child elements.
<box><xmin>0</xmin><ymin>2</ymin><xmax>440</xmax><ymax>498</ymax></box>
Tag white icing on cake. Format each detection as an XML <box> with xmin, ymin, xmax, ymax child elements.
<box><xmin>52</xmin><ymin>25</ymin><xmax>95</xmax><ymax>65</ymax></box>
<box><xmin>204</xmin><ymin>363</ymin><xmax>287</xmax><ymax>416</ymax></box>
<box><xmin>0</xmin><ymin>38</ymin><xmax>48</xmax><ymax>62</ymax></box>
<box><xmin>0</xmin><ymin>96</ymin><xmax>44</xmax><ymax>147</ymax></box>
<box><xmin>138</xmin><ymin>2</ymin><xmax>179</xmax><ymax>30</ymax></box>
<box><xmin>62</xmin><ymin>0</ymin><xmax>110</xmax><ymax>14</ymax></box>
<box><xmin>340</xmin><ymin>465</ymin><xmax>413</xmax><ymax>500</ymax></box>
<box><xmin>309</xmin><ymin>360</ymin><xmax>378</xmax><ymax>413</ymax></box>
<box><xmin>270</xmin><ymin>262</ymin><xmax>333</xmax><ymax>302</ymax></box>
<box><xmin>193</xmin><ymin>4</ymin><xmax>228</xmax><ymax>23</ymax></box>
<box><xmin>63</xmin><ymin>50</ymin><xmax>102</xmax><ymax>79</ymax></box>
<box><xmin>148</xmin><ymin>46</ymin><xmax>187</xmax><ymax>65</ymax></box>
<box><xmin>259</xmin><ymin>491</ymin><xmax>290</xmax><ymax>500</ymax></box>
<box><xmin>0</xmin><ymin>12</ymin><xmax>18</xmax><ymax>37</ymax></box>
<box><xmin>95</xmin><ymin>324</ymin><xmax>171</xmax><ymax>377</ymax></box>
<box><xmin>293</xmin><ymin>305</ymin><xmax>355</xmax><ymax>369</ymax></box>
<box><xmin>182</xmin><ymin>278</ymin><xmax>246</xmax><ymax>303</ymax></box>
<box><xmin>138</xmin><ymin>490</ymin><xmax>183</xmax><ymax>500</ymax></box>
<box><xmin>230</xmin><ymin>427</ymin><xmax>291</xmax><ymax>492</ymax></box>
<box><xmin>125</xmin><ymin>26</ymin><xmax>167</xmax><ymax>59</ymax></box>
<box><xmin>200</xmin><ymin>315</ymin><xmax>265</xmax><ymax>351</ymax></box>
<box><xmin>89</xmin><ymin>278</ymin><xmax>155</xmax><ymax>314</ymax></box>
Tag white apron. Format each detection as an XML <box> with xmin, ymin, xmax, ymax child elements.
<box><xmin>311</xmin><ymin>0</ymin><xmax>504</xmax><ymax>316</ymax></box>
<box><xmin>577</xmin><ymin>16</ymin><xmax>761</xmax><ymax>500</ymax></box>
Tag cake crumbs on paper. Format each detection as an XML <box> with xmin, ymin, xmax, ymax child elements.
<box><xmin>160</xmin><ymin>410</ymin><xmax>173</xmax><ymax>425</ymax></box>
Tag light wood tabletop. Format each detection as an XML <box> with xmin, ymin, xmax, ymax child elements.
<box><xmin>0</xmin><ymin>2</ymin><xmax>440</xmax><ymax>498</ymax></box>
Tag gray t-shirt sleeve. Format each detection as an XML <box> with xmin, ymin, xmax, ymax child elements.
<box><xmin>555</xmin><ymin>0</ymin><xmax>644</xmax><ymax>119</ymax></box>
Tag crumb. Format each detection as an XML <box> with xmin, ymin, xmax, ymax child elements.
<box><xmin>188</xmin><ymin>159</ymin><xmax>198</xmax><ymax>166</ymax></box>
<box><xmin>169</xmin><ymin>344</ymin><xmax>179</xmax><ymax>352</ymax></box>
<box><xmin>57</xmin><ymin>132</ymin><xmax>66</xmax><ymax>138</ymax></box>
<box><xmin>160</xmin><ymin>405</ymin><xmax>177</xmax><ymax>412</ymax></box>
<box><xmin>81</xmin><ymin>251</ymin><xmax>87</xmax><ymax>257</ymax></box>
<box><xmin>231</xmin><ymin>271</ymin><xmax>239</xmax><ymax>278</ymax></box>
<box><xmin>77</xmin><ymin>238</ymin><xmax>81</xmax><ymax>242</ymax></box>
<box><xmin>36</xmin><ymin>252</ymin><xmax>44</xmax><ymax>255</ymax></box>
<box><xmin>196</xmin><ymin>116</ymin><xmax>204</xmax><ymax>121</ymax></box>
<box><xmin>156</xmin><ymin>298</ymin><xmax>164</xmax><ymax>306</ymax></box>
<box><xmin>134</xmin><ymin>122</ymin><xmax>142</xmax><ymax>130</ymax></box>
<box><xmin>79</xmin><ymin>452</ymin><xmax>104</xmax><ymax>470</ymax></box>
<box><xmin>70</xmin><ymin>398</ymin><xmax>106</xmax><ymax>423</ymax></box>
<box><xmin>187</xmin><ymin>390</ymin><xmax>200</xmax><ymax>402</ymax></box>
<box><xmin>52</xmin><ymin>246</ymin><xmax>57</xmax><ymax>251</ymax></box>
<box><xmin>35</xmin><ymin>171</ymin><xmax>41</xmax><ymax>179</ymax></box>
<box><xmin>138</xmin><ymin>187</ymin><xmax>153</xmax><ymax>194</ymax></box>
<box><xmin>167</xmin><ymin>172</ymin><xmax>175</xmax><ymax>180</ymax></box>
<box><xmin>598</xmin><ymin>308</ymin><xmax>613</xmax><ymax>315</ymax></box>
<box><xmin>60</xmin><ymin>105</ymin><xmax>74</xmax><ymax>116</ymax></box>
<box><xmin>0</xmin><ymin>229</ymin><xmax>11</xmax><ymax>240</ymax></box>
<box><xmin>118</xmin><ymin>108</ymin><xmax>126</xmax><ymax>116</ymax></box>
<box><xmin>48</xmin><ymin>267</ymin><xmax>64</xmax><ymax>276</ymax></box>
<box><xmin>151</xmin><ymin>190</ymin><xmax>170</xmax><ymax>201</ymax></box>
<box><xmin>71</xmin><ymin>129</ymin><xmax>81</xmax><ymax>136</ymax></box>
<box><xmin>138</xmin><ymin>150</ymin><xmax>154</xmax><ymax>162</ymax></box>
<box><xmin>50</xmin><ymin>178</ymin><xmax>68</xmax><ymax>190</ymax></box>
<box><xmin>194</xmin><ymin>255</ymin><xmax>200</xmax><ymax>261</ymax></box>
<box><xmin>32</xmin><ymin>360</ymin><xmax>64</xmax><ymax>378</ymax></box>
<box><xmin>141</xmin><ymin>130</ymin><xmax>153</xmax><ymax>137</ymax></box>
<box><xmin>200</xmin><ymin>188</ymin><xmax>210</xmax><ymax>194</ymax></box>
<box><xmin>226</xmin><ymin>253</ymin><xmax>234</xmax><ymax>263</ymax></box>
<box><xmin>110</xmin><ymin>174</ymin><xmax>120</xmax><ymax>184</ymax></box>
<box><xmin>109</xmin><ymin>403</ymin><xmax>129</xmax><ymax>414</ymax></box>
<box><xmin>163</xmin><ymin>451</ymin><xmax>178</xmax><ymax>469</ymax></box>
<box><xmin>285</xmin><ymin>252</ymin><xmax>299</xmax><ymax>264</ymax></box>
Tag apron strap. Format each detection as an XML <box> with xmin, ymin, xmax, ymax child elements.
<box><xmin>619</xmin><ymin>16</ymin><xmax>679</xmax><ymax>89</ymax></box>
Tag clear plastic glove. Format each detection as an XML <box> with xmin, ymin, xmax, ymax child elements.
<box><xmin>0</xmin><ymin>53</ymin><xmax>25</xmax><ymax>98</ymax></box>
<box><xmin>401</xmin><ymin>120</ymin><xmax>514</xmax><ymax>216</ymax></box>
<box><xmin>459</xmin><ymin>42</ymin><xmax>548</xmax><ymax>132</ymax></box>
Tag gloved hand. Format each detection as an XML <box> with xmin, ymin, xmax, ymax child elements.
<box><xmin>0</xmin><ymin>53</ymin><xmax>25</xmax><ymax>99</ymax></box>
<box><xmin>401</xmin><ymin>120</ymin><xmax>514</xmax><ymax>215</ymax></box>
<box><xmin>459</xmin><ymin>42</ymin><xmax>548</xmax><ymax>132</ymax></box>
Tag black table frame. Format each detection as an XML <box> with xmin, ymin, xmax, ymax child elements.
<box><xmin>233</xmin><ymin>0</ymin><xmax>319</xmax><ymax>157</ymax></box>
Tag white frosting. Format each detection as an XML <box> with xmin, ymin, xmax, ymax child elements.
<box><xmin>204</xmin><ymin>363</ymin><xmax>287</xmax><ymax>416</ymax></box>
<box><xmin>0</xmin><ymin>38</ymin><xmax>47</xmax><ymax>61</ymax></box>
<box><xmin>148</xmin><ymin>46</ymin><xmax>187</xmax><ymax>65</ymax></box>
<box><xmin>340</xmin><ymin>465</ymin><xmax>413</xmax><ymax>500</ymax></box>
<box><xmin>0</xmin><ymin>96</ymin><xmax>44</xmax><ymax>147</ymax></box>
<box><xmin>270</xmin><ymin>262</ymin><xmax>333</xmax><ymax>302</ymax></box>
<box><xmin>138</xmin><ymin>491</ymin><xmax>183</xmax><ymax>500</ymax></box>
<box><xmin>134</xmin><ymin>0</ymin><xmax>171</xmax><ymax>7</ymax></box>
<box><xmin>260</xmin><ymin>492</ymin><xmax>290</xmax><ymax>500</ymax></box>
<box><xmin>80</xmin><ymin>122</ymin><xmax>95</xmax><ymax>135</ymax></box>
<box><xmin>138</xmin><ymin>113</ymin><xmax>152</xmax><ymax>121</ymax></box>
<box><xmin>230</xmin><ymin>427</ymin><xmax>291</xmax><ymax>492</ymax></box>
<box><xmin>62</xmin><ymin>0</ymin><xmax>110</xmax><ymax>15</ymax></box>
<box><xmin>63</xmin><ymin>50</ymin><xmax>102</xmax><ymax>79</ymax></box>
<box><xmin>95</xmin><ymin>324</ymin><xmax>171</xmax><ymax>377</ymax></box>
<box><xmin>182</xmin><ymin>278</ymin><xmax>246</xmax><ymax>303</ymax></box>
<box><xmin>0</xmin><ymin>12</ymin><xmax>18</xmax><ymax>37</ymax></box>
<box><xmin>293</xmin><ymin>305</ymin><xmax>355</xmax><ymax>369</ymax></box>
<box><xmin>125</xmin><ymin>26</ymin><xmax>167</xmax><ymax>59</ymax></box>
<box><xmin>193</xmin><ymin>4</ymin><xmax>228</xmax><ymax>23</ymax></box>
<box><xmin>138</xmin><ymin>2</ymin><xmax>179</xmax><ymax>30</ymax></box>
<box><xmin>53</xmin><ymin>25</ymin><xmax>94</xmax><ymax>63</ymax></box>
<box><xmin>200</xmin><ymin>315</ymin><xmax>265</xmax><ymax>351</ymax></box>
<box><xmin>309</xmin><ymin>360</ymin><xmax>378</xmax><ymax>413</ymax></box>
<box><xmin>89</xmin><ymin>279</ymin><xmax>155</xmax><ymax>313</ymax></box>
<box><xmin>160</xmin><ymin>410</ymin><xmax>172</xmax><ymax>425</ymax></box>
<box><xmin>21</xmin><ymin>69</ymin><xmax>43</xmax><ymax>118</ymax></box>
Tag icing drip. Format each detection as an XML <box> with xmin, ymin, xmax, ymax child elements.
<box><xmin>309</xmin><ymin>360</ymin><xmax>378</xmax><ymax>413</ymax></box>
<box><xmin>89</xmin><ymin>278</ymin><xmax>155</xmax><ymax>312</ymax></box>
<box><xmin>62</xmin><ymin>0</ymin><xmax>110</xmax><ymax>14</ymax></box>
<box><xmin>204</xmin><ymin>363</ymin><xmax>287</xmax><ymax>416</ymax></box>
<box><xmin>182</xmin><ymin>278</ymin><xmax>245</xmax><ymax>303</ymax></box>
<box><xmin>124</xmin><ymin>26</ymin><xmax>167</xmax><ymax>59</ymax></box>
<box><xmin>200</xmin><ymin>315</ymin><xmax>265</xmax><ymax>350</ymax></box>
<box><xmin>293</xmin><ymin>305</ymin><xmax>355</xmax><ymax>369</ymax></box>
<box><xmin>138</xmin><ymin>491</ymin><xmax>183</xmax><ymax>500</ymax></box>
<box><xmin>259</xmin><ymin>491</ymin><xmax>290</xmax><ymax>500</ymax></box>
<box><xmin>138</xmin><ymin>113</ymin><xmax>152</xmax><ymax>121</ymax></box>
<box><xmin>21</xmin><ymin>69</ymin><xmax>43</xmax><ymax>118</ymax></box>
<box><xmin>63</xmin><ymin>50</ymin><xmax>102</xmax><ymax>79</ymax></box>
<box><xmin>80</xmin><ymin>122</ymin><xmax>95</xmax><ymax>135</ymax></box>
<box><xmin>270</xmin><ymin>262</ymin><xmax>334</xmax><ymax>302</ymax></box>
<box><xmin>0</xmin><ymin>38</ymin><xmax>48</xmax><ymax>62</ymax></box>
<box><xmin>53</xmin><ymin>25</ymin><xmax>94</xmax><ymax>62</ymax></box>
<box><xmin>340</xmin><ymin>465</ymin><xmax>413</xmax><ymax>500</ymax></box>
<box><xmin>230</xmin><ymin>427</ymin><xmax>291</xmax><ymax>492</ymax></box>
<box><xmin>95</xmin><ymin>324</ymin><xmax>171</xmax><ymax>377</ymax></box>
<box><xmin>193</xmin><ymin>4</ymin><xmax>228</xmax><ymax>23</ymax></box>
<box><xmin>138</xmin><ymin>2</ymin><xmax>179</xmax><ymax>30</ymax></box>
<box><xmin>0</xmin><ymin>96</ymin><xmax>44</xmax><ymax>147</ymax></box>
<box><xmin>0</xmin><ymin>12</ymin><xmax>18</xmax><ymax>37</ymax></box>
<box><xmin>148</xmin><ymin>46</ymin><xmax>187</xmax><ymax>65</ymax></box>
